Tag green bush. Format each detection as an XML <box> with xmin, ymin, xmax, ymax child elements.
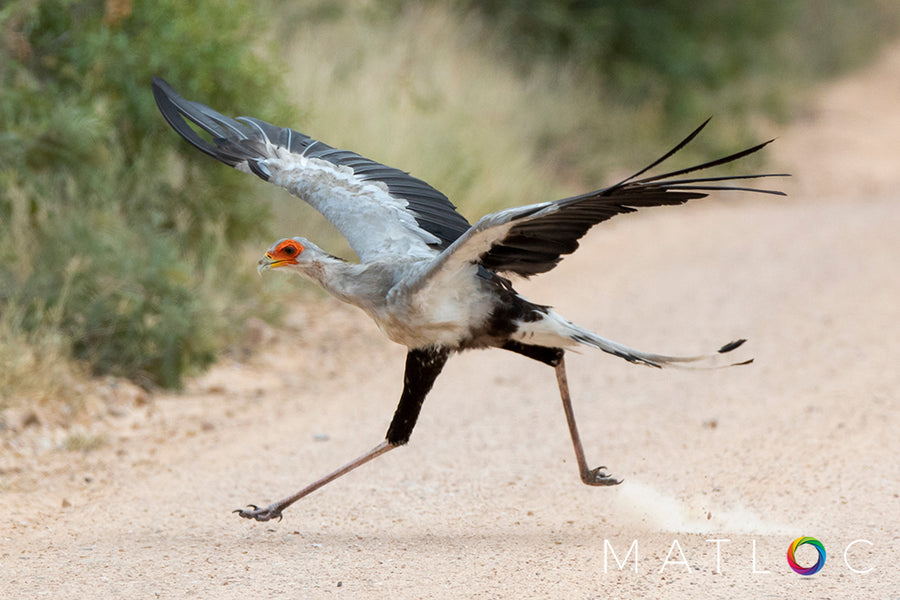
<box><xmin>1</xmin><ymin>0</ymin><xmax>288</xmax><ymax>389</ymax></box>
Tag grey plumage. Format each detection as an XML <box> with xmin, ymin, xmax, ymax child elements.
<box><xmin>152</xmin><ymin>77</ymin><xmax>471</xmax><ymax>250</ymax></box>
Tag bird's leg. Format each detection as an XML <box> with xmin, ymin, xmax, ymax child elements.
<box><xmin>236</xmin><ymin>346</ymin><xmax>450</xmax><ymax>523</ymax></box>
<box><xmin>235</xmin><ymin>441</ymin><xmax>395</xmax><ymax>522</ymax></box>
<box><xmin>554</xmin><ymin>356</ymin><xmax>622</xmax><ymax>486</ymax></box>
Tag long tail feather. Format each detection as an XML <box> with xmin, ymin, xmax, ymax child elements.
<box><xmin>572</xmin><ymin>330</ymin><xmax>753</xmax><ymax>369</ymax></box>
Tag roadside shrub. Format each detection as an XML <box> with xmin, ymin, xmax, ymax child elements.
<box><xmin>1</xmin><ymin>0</ymin><xmax>287</xmax><ymax>389</ymax></box>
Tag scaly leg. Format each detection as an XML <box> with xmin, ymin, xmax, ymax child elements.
<box><xmin>555</xmin><ymin>356</ymin><xmax>622</xmax><ymax>486</ymax></box>
<box><xmin>235</xmin><ymin>441</ymin><xmax>395</xmax><ymax>522</ymax></box>
<box><xmin>236</xmin><ymin>347</ymin><xmax>450</xmax><ymax>522</ymax></box>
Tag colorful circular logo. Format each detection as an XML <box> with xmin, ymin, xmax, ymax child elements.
<box><xmin>787</xmin><ymin>536</ymin><xmax>826</xmax><ymax>575</ymax></box>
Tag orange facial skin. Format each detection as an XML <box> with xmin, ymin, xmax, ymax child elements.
<box><xmin>265</xmin><ymin>239</ymin><xmax>304</xmax><ymax>267</ymax></box>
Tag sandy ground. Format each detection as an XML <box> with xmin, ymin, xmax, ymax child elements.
<box><xmin>3</xmin><ymin>44</ymin><xmax>900</xmax><ymax>600</ymax></box>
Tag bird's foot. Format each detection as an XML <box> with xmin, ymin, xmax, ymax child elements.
<box><xmin>234</xmin><ymin>503</ymin><xmax>284</xmax><ymax>522</ymax></box>
<box><xmin>581</xmin><ymin>466</ymin><xmax>623</xmax><ymax>487</ymax></box>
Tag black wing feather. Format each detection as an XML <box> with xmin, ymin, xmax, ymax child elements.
<box><xmin>152</xmin><ymin>77</ymin><xmax>471</xmax><ymax>249</ymax></box>
<box><xmin>479</xmin><ymin>121</ymin><xmax>787</xmax><ymax>276</ymax></box>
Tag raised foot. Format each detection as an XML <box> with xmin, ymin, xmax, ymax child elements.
<box><xmin>234</xmin><ymin>503</ymin><xmax>284</xmax><ymax>522</ymax></box>
<box><xmin>581</xmin><ymin>466</ymin><xmax>623</xmax><ymax>487</ymax></box>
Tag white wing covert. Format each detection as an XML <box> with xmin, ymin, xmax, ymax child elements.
<box><xmin>151</xmin><ymin>78</ymin><xmax>471</xmax><ymax>263</ymax></box>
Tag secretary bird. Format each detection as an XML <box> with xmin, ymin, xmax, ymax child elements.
<box><xmin>152</xmin><ymin>77</ymin><xmax>786</xmax><ymax>522</ymax></box>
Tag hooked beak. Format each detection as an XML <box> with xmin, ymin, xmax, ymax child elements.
<box><xmin>256</xmin><ymin>254</ymin><xmax>272</xmax><ymax>275</ymax></box>
<box><xmin>257</xmin><ymin>252</ymin><xmax>292</xmax><ymax>275</ymax></box>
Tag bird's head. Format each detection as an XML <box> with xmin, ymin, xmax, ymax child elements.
<box><xmin>257</xmin><ymin>237</ymin><xmax>310</xmax><ymax>274</ymax></box>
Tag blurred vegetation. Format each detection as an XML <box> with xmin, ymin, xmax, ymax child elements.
<box><xmin>1</xmin><ymin>0</ymin><xmax>288</xmax><ymax>395</ymax></box>
<box><xmin>272</xmin><ymin>0</ymin><xmax>900</xmax><ymax>215</ymax></box>
<box><xmin>463</xmin><ymin>1</ymin><xmax>900</xmax><ymax>111</ymax></box>
<box><xmin>450</xmin><ymin>0</ymin><xmax>900</xmax><ymax>176</ymax></box>
<box><xmin>1</xmin><ymin>0</ymin><xmax>899</xmax><ymax>407</ymax></box>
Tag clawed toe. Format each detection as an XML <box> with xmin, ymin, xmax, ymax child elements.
<box><xmin>234</xmin><ymin>504</ymin><xmax>283</xmax><ymax>522</ymax></box>
<box><xmin>582</xmin><ymin>467</ymin><xmax>623</xmax><ymax>487</ymax></box>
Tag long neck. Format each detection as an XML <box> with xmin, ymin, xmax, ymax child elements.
<box><xmin>296</xmin><ymin>252</ymin><xmax>393</xmax><ymax>310</ymax></box>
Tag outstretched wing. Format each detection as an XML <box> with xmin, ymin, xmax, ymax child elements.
<box><xmin>409</xmin><ymin>120</ymin><xmax>787</xmax><ymax>294</ymax></box>
<box><xmin>152</xmin><ymin>78</ymin><xmax>471</xmax><ymax>262</ymax></box>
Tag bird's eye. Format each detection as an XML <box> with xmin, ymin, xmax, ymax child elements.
<box><xmin>274</xmin><ymin>240</ymin><xmax>303</xmax><ymax>259</ymax></box>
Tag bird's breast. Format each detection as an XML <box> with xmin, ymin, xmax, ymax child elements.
<box><xmin>375</xmin><ymin>271</ymin><xmax>498</xmax><ymax>349</ymax></box>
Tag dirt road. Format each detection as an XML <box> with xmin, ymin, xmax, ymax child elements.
<box><xmin>3</xmin><ymin>45</ymin><xmax>899</xmax><ymax>599</ymax></box>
